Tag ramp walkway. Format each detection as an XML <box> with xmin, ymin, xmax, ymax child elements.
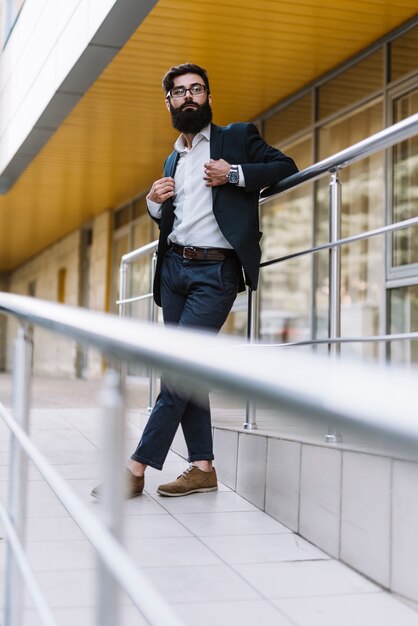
<box><xmin>1</xmin><ymin>374</ymin><xmax>417</xmax><ymax>626</ymax></box>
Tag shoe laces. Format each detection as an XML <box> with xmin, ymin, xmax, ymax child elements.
<box><xmin>177</xmin><ymin>465</ymin><xmax>197</xmax><ymax>479</ymax></box>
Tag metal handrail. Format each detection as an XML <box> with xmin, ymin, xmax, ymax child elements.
<box><xmin>260</xmin><ymin>215</ymin><xmax>418</xmax><ymax>268</ymax></box>
<box><xmin>117</xmin><ymin>112</ymin><xmax>418</xmax><ymax>428</ymax></box>
<box><xmin>2</xmin><ymin>289</ymin><xmax>418</xmax><ymax>621</ymax></box>
<box><xmin>260</xmin><ymin>111</ymin><xmax>418</xmax><ymax>198</ymax></box>
<box><xmin>1</xmin><ymin>292</ymin><xmax>418</xmax><ymax>444</ymax></box>
<box><xmin>0</xmin><ymin>397</ymin><xmax>183</xmax><ymax>626</ymax></box>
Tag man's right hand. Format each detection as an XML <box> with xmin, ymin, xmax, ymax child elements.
<box><xmin>147</xmin><ymin>177</ymin><xmax>175</xmax><ymax>203</ymax></box>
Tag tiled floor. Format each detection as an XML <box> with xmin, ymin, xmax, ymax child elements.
<box><xmin>0</xmin><ymin>376</ymin><xmax>418</xmax><ymax>625</ymax></box>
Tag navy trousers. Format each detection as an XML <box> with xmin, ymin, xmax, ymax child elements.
<box><xmin>130</xmin><ymin>248</ymin><xmax>241</xmax><ymax>470</ymax></box>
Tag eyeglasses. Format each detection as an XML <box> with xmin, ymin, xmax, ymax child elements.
<box><xmin>167</xmin><ymin>83</ymin><xmax>207</xmax><ymax>99</ymax></box>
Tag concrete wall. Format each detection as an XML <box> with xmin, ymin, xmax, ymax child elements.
<box><xmin>85</xmin><ymin>210</ymin><xmax>111</xmax><ymax>379</ymax></box>
<box><xmin>203</xmin><ymin>426</ymin><xmax>418</xmax><ymax>606</ymax></box>
<box><xmin>5</xmin><ymin>211</ymin><xmax>110</xmax><ymax>378</ymax></box>
<box><xmin>7</xmin><ymin>230</ymin><xmax>81</xmax><ymax>376</ymax></box>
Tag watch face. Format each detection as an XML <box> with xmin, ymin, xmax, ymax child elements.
<box><xmin>228</xmin><ymin>170</ymin><xmax>239</xmax><ymax>183</ymax></box>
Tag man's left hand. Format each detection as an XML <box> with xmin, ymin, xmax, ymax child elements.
<box><xmin>203</xmin><ymin>159</ymin><xmax>231</xmax><ymax>187</ymax></box>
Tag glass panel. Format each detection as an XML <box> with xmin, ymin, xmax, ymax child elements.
<box><xmin>391</xmin><ymin>25</ymin><xmax>418</xmax><ymax>82</ymax></box>
<box><xmin>263</xmin><ymin>93</ymin><xmax>312</xmax><ymax>145</ymax></box>
<box><xmin>129</xmin><ymin>217</ymin><xmax>153</xmax><ymax>322</ymax></box>
<box><xmin>222</xmin><ymin>292</ymin><xmax>247</xmax><ymax>337</ymax></box>
<box><xmin>318</xmin><ymin>50</ymin><xmax>383</xmax><ymax>120</ymax></box>
<box><xmin>110</xmin><ymin>234</ymin><xmax>129</xmax><ymax>313</ymax></box>
<box><xmin>133</xmin><ymin>195</ymin><xmax>148</xmax><ymax>220</ymax></box>
<box><xmin>392</xmin><ymin>87</ymin><xmax>418</xmax><ymax>267</ymax></box>
<box><xmin>316</xmin><ymin>100</ymin><xmax>384</xmax><ymax>244</ymax></box>
<box><xmin>315</xmin><ymin>101</ymin><xmax>385</xmax><ymax>350</ymax></box>
<box><xmin>113</xmin><ymin>205</ymin><xmax>130</xmax><ymax>230</ymax></box>
<box><xmin>389</xmin><ymin>285</ymin><xmax>418</xmax><ymax>365</ymax></box>
<box><xmin>259</xmin><ymin>137</ymin><xmax>313</xmax><ymax>344</ymax></box>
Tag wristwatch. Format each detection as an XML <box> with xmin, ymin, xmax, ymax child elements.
<box><xmin>227</xmin><ymin>165</ymin><xmax>240</xmax><ymax>184</ymax></box>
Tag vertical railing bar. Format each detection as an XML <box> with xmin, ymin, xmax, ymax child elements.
<box><xmin>148</xmin><ymin>251</ymin><xmax>158</xmax><ymax>411</ymax></box>
<box><xmin>95</xmin><ymin>370</ymin><xmax>125</xmax><ymax>626</ymax></box>
<box><xmin>244</xmin><ymin>288</ymin><xmax>259</xmax><ymax>430</ymax></box>
<box><xmin>326</xmin><ymin>170</ymin><xmax>343</xmax><ymax>443</ymax></box>
<box><xmin>0</xmin><ymin>501</ymin><xmax>58</xmax><ymax>626</ymax></box>
<box><xmin>329</xmin><ymin>170</ymin><xmax>342</xmax><ymax>355</ymax></box>
<box><xmin>4</xmin><ymin>325</ymin><xmax>33</xmax><ymax>626</ymax></box>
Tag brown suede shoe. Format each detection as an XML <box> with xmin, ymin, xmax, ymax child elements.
<box><xmin>157</xmin><ymin>466</ymin><xmax>218</xmax><ymax>497</ymax></box>
<box><xmin>90</xmin><ymin>470</ymin><xmax>144</xmax><ymax>500</ymax></box>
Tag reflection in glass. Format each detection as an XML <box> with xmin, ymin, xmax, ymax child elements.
<box><xmin>264</xmin><ymin>93</ymin><xmax>312</xmax><ymax>145</ymax></box>
<box><xmin>389</xmin><ymin>285</ymin><xmax>418</xmax><ymax>365</ymax></box>
<box><xmin>315</xmin><ymin>101</ymin><xmax>384</xmax><ymax>353</ymax></box>
<box><xmin>259</xmin><ymin>137</ymin><xmax>313</xmax><ymax>344</ymax></box>
<box><xmin>318</xmin><ymin>50</ymin><xmax>383</xmax><ymax>120</ymax></box>
<box><xmin>391</xmin><ymin>24</ymin><xmax>418</xmax><ymax>82</ymax></box>
<box><xmin>392</xmin><ymin>88</ymin><xmax>418</xmax><ymax>267</ymax></box>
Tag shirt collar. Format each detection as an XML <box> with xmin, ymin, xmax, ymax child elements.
<box><xmin>174</xmin><ymin>124</ymin><xmax>211</xmax><ymax>153</ymax></box>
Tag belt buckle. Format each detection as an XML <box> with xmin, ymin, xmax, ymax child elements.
<box><xmin>183</xmin><ymin>246</ymin><xmax>196</xmax><ymax>259</ymax></box>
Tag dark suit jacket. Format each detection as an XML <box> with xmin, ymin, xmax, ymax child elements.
<box><xmin>150</xmin><ymin>122</ymin><xmax>298</xmax><ymax>306</ymax></box>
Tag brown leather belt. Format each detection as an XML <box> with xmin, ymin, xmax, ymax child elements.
<box><xmin>170</xmin><ymin>243</ymin><xmax>236</xmax><ymax>261</ymax></box>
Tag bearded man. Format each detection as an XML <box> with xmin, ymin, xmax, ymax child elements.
<box><xmin>92</xmin><ymin>62</ymin><xmax>297</xmax><ymax>500</ymax></box>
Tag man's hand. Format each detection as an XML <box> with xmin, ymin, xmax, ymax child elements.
<box><xmin>203</xmin><ymin>159</ymin><xmax>231</xmax><ymax>187</ymax></box>
<box><xmin>147</xmin><ymin>177</ymin><xmax>175</xmax><ymax>203</ymax></box>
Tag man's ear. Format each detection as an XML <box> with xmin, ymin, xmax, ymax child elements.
<box><xmin>165</xmin><ymin>98</ymin><xmax>171</xmax><ymax>112</ymax></box>
<box><xmin>208</xmin><ymin>94</ymin><xmax>212</xmax><ymax>106</ymax></box>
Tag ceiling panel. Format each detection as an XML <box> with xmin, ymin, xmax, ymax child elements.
<box><xmin>1</xmin><ymin>0</ymin><xmax>417</xmax><ymax>270</ymax></box>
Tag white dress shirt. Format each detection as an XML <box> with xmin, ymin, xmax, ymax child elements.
<box><xmin>147</xmin><ymin>124</ymin><xmax>244</xmax><ymax>248</ymax></box>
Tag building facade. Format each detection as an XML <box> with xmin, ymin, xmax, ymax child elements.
<box><xmin>0</xmin><ymin>0</ymin><xmax>417</xmax><ymax>377</ymax></box>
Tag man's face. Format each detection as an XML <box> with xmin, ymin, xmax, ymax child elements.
<box><xmin>166</xmin><ymin>72</ymin><xmax>212</xmax><ymax>134</ymax></box>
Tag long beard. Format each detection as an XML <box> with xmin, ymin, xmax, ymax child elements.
<box><xmin>170</xmin><ymin>99</ymin><xmax>212</xmax><ymax>134</ymax></box>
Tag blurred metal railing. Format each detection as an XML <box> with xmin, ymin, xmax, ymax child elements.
<box><xmin>1</xmin><ymin>293</ymin><xmax>418</xmax><ymax>626</ymax></box>
<box><xmin>117</xmin><ymin>112</ymin><xmax>418</xmax><ymax>431</ymax></box>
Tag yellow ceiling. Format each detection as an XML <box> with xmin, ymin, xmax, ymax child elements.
<box><xmin>1</xmin><ymin>0</ymin><xmax>417</xmax><ymax>270</ymax></box>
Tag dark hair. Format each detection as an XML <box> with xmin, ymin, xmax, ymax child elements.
<box><xmin>162</xmin><ymin>63</ymin><xmax>210</xmax><ymax>96</ymax></box>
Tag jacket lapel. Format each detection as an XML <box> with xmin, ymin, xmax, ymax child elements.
<box><xmin>164</xmin><ymin>150</ymin><xmax>180</xmax><ymax>178</ymax></box>
<box><xmin>210</xmin><ymin>124</ymin><xmax>224</xmax><ymax>205</ymax></box>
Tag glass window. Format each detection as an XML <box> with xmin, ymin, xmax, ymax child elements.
<box><xmin>110</xmin><ymin>234</ymin><xmax>129</xmax><ymax>314</ymax></box>
<box><xmin>129</xmin><ymin>216</ymin><xmax>153</xmax><ymax>322</ymax></box>
<box><xmin>113</xmin><ymin>204</ymin><xmax>130</xmax><ymax>230</ymax></box>
<box><xmin>392</xmin><ymin>87</ymin><xmax>418</xmax><ymax>268</ymax></box>
<box><xmin>263</xmin><ymin>93</ymin><xmax>312</xmax><ymax>145</ymax></box>
<box><xmin>315</xmin><ymin>101</ymin><xmax>385</xmax><ymax>353</ymax></box>
<box><xmin>391</xmin><ymin>25</ymin><xmax>418</xmax><ymax>83</ymax></box>
<box><xmin>259</xmin><ymin>137</ymin><xmax>313</xmax><ymax>344</ymax></box>
<box><xmin>318</xmin><ymin>50</ymin><xmax>383</xmax><ymax>120</ymax></box>
<box><xmin>133</xmin><ymin>195</ymin><xmax>147</xmax><ymax>220</ymax></box>
<box><xmin>389</xmin><ymin>285</ymin><xmax>418</xmax><ymax>365</ymax></box>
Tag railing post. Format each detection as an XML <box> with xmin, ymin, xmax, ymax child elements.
<box><xmin>95</xmin><ymin>369</ymin><xmax>125</xmax><ymax>626</ymax></box>
<box><xmin>148</xmin><ymin>251</ymin><xmax>158</xmax><ymax>411</ymax></box>
<box><xmin>326</xmin><ymin>170</ymin><xmax>342</xmax><ymax>443</ymax></box>
<box><xmin>4</xmin><ymin>325</ymin><xmax>33</xmax><ymax>626</ymax></box>
<box><xmin>118</xmin><ymin>261</ymin><xmax>128</xmax><ymax>319</ymax></box>
<box><xmin>329</xmin><ymin>170</ymin><xmax>342</xmax><ymax>355</ymax></box>
<box><xmin>244</xmin><ymin>288</ymin><xmax>259</xmax><ymax>430</ymax></box>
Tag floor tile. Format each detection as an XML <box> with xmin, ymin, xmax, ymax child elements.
<box><xmin>123</xmin><ymin>514</ymin><xmax>191</xmax><ymax>539</ymax></box>
<box><xmin>234</xmin><ymin>560</ymin><xmax>380</xmax><ymax>598</ymax></box>
<box><xmin>274</xmin><ymin>592</ymin><xmax>418</xmax><ymax>625</ymax></box>
<box><xmin>201</xmin><ymin>533</ymin><xmax>329</xmax><ymax>564</ymax></box>
<box><xmin>27</xmin><ymin>540</ymin><xmax>96</xmax><ymax>571</ymax></box>
<box><xmin>128</xmin><ymin>536</ymin><xmax>221</xmax><ymax>568</ymax></box>
<box><xmin>26</xmin><ymin>516</ymin><xmax>85</xmax><ymax>541</ymax></box>
<box><xmin>174</xmin><ymin>510</ymin><xmax>291</xmax><ymax>537</ymax></box>
<box><xmin>174</xmin><ymin>599</ymin><xmax>293</xmax><ymax>626</ymax></box>
<box><xmin>153</xmin><ymin>491</ymin><xmax>258</xmax><ymax>515</ymax></box>
<box><xmin>145</xmin><ymin>564</ymin><xmax>261</xmax><ymax>603</ymax></box>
